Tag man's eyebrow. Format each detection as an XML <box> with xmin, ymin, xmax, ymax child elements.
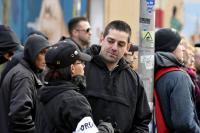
<box><xmin>106</xmin><ymin>36</ymin><xmax>114</xmax><ymax>40</ymax></box>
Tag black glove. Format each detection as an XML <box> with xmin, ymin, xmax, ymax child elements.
<box><xmin>97</xmin><ymin>120</ymin><xmax>114</xmax><ymax>133</ymax></box>
<box><xmin>103</xmin><ymin>117</ymin><xmax>121</xmax><ymax>133</ymax></box>
<box><xmin>112</xmin><ymin>122</ymin><xmax>121</xmax><ymax>133</ymax></box>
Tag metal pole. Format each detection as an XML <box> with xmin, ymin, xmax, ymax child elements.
<box><xmin>138</xmin><ymin>0</ymin><xmax>155</xmax><ymax>110</ymax></box>
<box><xmin>3</xmin><ymin>0</ymin><xmax>10</xmax><ymax>25</ymax></box>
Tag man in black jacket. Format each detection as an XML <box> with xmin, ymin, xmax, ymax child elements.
<box><xmin>83</xmin><ymin>20</ymin><xmax>152</xmax><ymax>133</ymax></box>
<box><xmin>0</xmin><ymin>34</ymin><xmax>50</xmax><ymax>133</ymax></box>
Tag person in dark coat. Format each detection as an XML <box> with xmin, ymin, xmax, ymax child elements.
<box><xmin>0</xmin><ymin>25</ymin><xmax>21</xmax><ymax>65</ymax></box>
<box><xmin>0</xmin><ymin>31</ymin><xmax>48</xmax><ymax>86</ymax></box>
<box><xmin>0</xmin><ymin>52</ymin><xmax>23</xmax><ymax>86</ymax></box>
<box><xmin>0</xmin><ymin>34</ymin><xmax>50</xmax><ymax>133</ymax></box>
<box><xmin>36</xmin><ymin>40</ymin><xmax>114</xmax><ymax>133</ymax></box>
<box><xmin>0</xmin><ymin>25</ymin><xmax>21</xmax><ymax>79</ymax></box>
<box><xmin>83</xmin><ymin>20</ymin><xmax>152</xmax><ymax>133</ymax></box>
<box><xmin>155</xmin><ymin>28</ymin><xmax>200</xmax><ymax>132</ymax></box>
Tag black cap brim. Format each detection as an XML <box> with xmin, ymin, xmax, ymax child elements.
<box><xmin>79</xmin><ymin>52</ymin><xmax>92</xmax><ymax>62</ymax></box>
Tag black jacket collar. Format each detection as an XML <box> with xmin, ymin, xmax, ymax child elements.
<box><xmin>39</xmin><ymin>81</ymin><xmax>78</xmax><ymax>104</ymax></box>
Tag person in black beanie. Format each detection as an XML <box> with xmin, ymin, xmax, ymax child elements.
<box><xmin>0</xmin><ymin>25</ymin><xmax>21</xmax><ymax>65</ymax></box>
<box><xmin>0</xmin><ymin>25</ymin><xmax>22</xmax><ymax>86</ymax></box>
<box><xmin>155</xmin><ymin>28</ymin><xmax>181</xmax><ymax>52</ymax></box>
<box><xmin>0</xmin><ymin>34</ymin><xmax>50</xmax><ymax>133</ymax></box>
<box><xmin>36</xmin><ymin>40</ymin><xmax>114</xmax><ymax>133</ymax></box>
<box><xmin>154</xmin><ymin>28</ymin><xmax>200</xmax><ymax>132</ymax></box>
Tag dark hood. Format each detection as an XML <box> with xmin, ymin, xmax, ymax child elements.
<box><xmin>0</xmin><ymin>25</ymin><xmax>20</xmax><ymax>54</ymax></box>
<box><xmin>39</xmin><ymin>81</ymin><xmax>78</xmax><ymax>104</ymax></box>
<box><xmin>23</xmin><ymin>34</ymin><xmax>49</xmax><ymax>71</ymax></box>
<box><xmin>0</xmin><ymin>25</ymin><xmax>21</xmax><ymax>64</ymax></box>
<box><xmin>155</xmin><ymin>52</ymin><xmax>184</xmax><ymax>71</ymax></box>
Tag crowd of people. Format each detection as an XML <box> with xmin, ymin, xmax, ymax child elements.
<box><xmin>1</xmin><ymin>16</ymin><xmax>200</xmax><ymax>133</ymax></box>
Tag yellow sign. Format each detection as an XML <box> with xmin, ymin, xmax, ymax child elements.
<box><xmin>142</xmin><ymin>31</ymin><xmax>154</xmax><ymax>43</ymax></box>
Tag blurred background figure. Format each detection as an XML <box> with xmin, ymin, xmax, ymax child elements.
<box><xmin>194</xmin><ymin>42</ymin><xmax>200</xmax><ymax>119</ymax></box>
<box><xmin>0</xmin><ymin>25</ymin><xmax>21</xmax><ymax>83</ymax></box>
<box><xmin>0</xmin><ymin>25</ymin><xmax>21</xmax><ymax>65</ymax></box>
<box><xmin>194</xmin><ymin>42</ymin><xmax>200</xmax><ymax>78</ymax></box>
<box><xmin>124</xmin><ymin>44</ymin><xmax>139</xmax><ymax>71</ymax></box>
<box><xmin>182</xmin><ymin>39</ymin><xmax>200</xmax><ymax>119</ymax></box>
<box><xmin>68</xmin><ymin>17</ymin><xmax>92</xmax><ymax>51</ymax></box>
<box><xmin>170</xmin><ymin>6</ymin><xmax>183</xmax><ymax>32</ymax></box>
<box><xmin>182</xmin><ymin>38</ymin><xmax>195</xmax><ymax>68</ymax></box>
<box><xmin>194</xmin><ymin>42</ymin><xmax>200</xmax><ymax>85</ymax></box>
<box><xmin>28</xmin><ymin>0</ymin><xmax>67</xmax><ymax>44</ymax></box>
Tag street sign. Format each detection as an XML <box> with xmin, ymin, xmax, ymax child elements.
<box><xmin>146</xmin><ymin>0</ymin><xmax>154</xmax><ymax>12</ymax></box>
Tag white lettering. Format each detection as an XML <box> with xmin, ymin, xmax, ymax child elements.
<box><xmin>73</xmin><ymin>116</ymin><xmax>98</xmax><ymax>133</ymax></box>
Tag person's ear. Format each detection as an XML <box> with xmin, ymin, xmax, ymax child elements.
<box><xmin>70</xmin><ymin>64</ymin><xmax>75</xmax><ymax>75</ymax></box>
<box><xmin>99</xmin><ymin>33</ymin><xmax>104</xmax><ymax>45</ymax></box>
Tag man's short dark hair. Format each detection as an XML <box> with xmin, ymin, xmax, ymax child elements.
<box><xmin>103</xmin><ymin>20</ymin><xmax>132</xmax><ymax>43</ymax></box>
<box><xmin>68</xmin><ymin>17</ymin><xmax>88</xmax><ymax>36</ymax></box>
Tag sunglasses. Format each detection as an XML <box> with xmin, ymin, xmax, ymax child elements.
<box><xmin>76</xmin><ymin>28</ymin><xmax>91</xmax><ymax>33</ymax></box>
